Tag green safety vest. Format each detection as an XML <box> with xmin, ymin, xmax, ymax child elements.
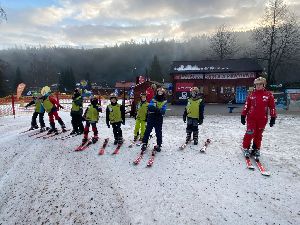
<box><xmin>136</xmin><ymin>101</ymin><xmax>148</xmax><ymax>121</ymax></box>
<box><xmin>43</xmin><ymin>96</ymin><xmax>54</xmax><ymax>113</ymax></box>
<box><xmin>108</xmin><ymin>104</ymin><xmax>122</xmax><ymax>123</ymax></box>
<box><xmin>186</xmin><ymin>98</ymin><xmax>202</xmax><ymax>119</ymax></box>
<box><xmin>71</xmin><ymin>96</ymin><xmax>83</xmax><ymax>113</ymax></box>
<box><xmin>34</xmin><ymin>99</ymin><xmax>44</xmax><ymax>113</ymax></box>
<box><xmin>152</xmin><ymin>99</ymin><xmax>167</xmax><ymax>109</ymax></box>
<box><xmin>86</xmin><ymin>105</ymin><xmax>99</xmax><ymax>122</ymax></box>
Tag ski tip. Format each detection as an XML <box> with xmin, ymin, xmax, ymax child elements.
<box><xmin>262</xmin><ymin>171</ymin><xmax>271</xmax><ymax>176</ymax></box>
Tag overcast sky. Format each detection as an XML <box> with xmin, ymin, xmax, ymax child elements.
<box><xmin>0</xmin><ymin>0</ymin><xmax>299</xmax><ymax>49</ymax></box>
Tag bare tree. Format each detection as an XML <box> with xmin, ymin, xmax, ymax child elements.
<box><xmin>209</xmin><ymin>24</ymin><xmax>239</xmax><ymax>60</ymax></box>
<box><xmin>253</xmin><ymin>0</ymin><xmax>300</xmax><ymax>84</ymax></box>
<box><xmin>0</xmin><ymin>6</ymin><xmax>7</xmax><ymax>22</ymax></box>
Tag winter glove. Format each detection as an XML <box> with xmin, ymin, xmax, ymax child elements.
<box><xmin>198</xmin><ymin>119</ymin><xmax>203</xmax><ymax>125</ymax></box>
<box><xmin>269</xmin><ymin>117</ymin><xmax>276</xmax><ymax>127</ymax></box>
<box><xmin>241</xmin><ymin>115</ymin><xmax>246</xmax><ymax>125</ymax></box>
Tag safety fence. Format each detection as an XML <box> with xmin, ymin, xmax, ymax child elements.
<box><xmin>0</xmin><ymin>95</ymin><xmax>133</xmax><ymax>117</ymax></box>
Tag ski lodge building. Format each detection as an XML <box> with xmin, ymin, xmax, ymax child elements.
<box><xmin>170</xmin><ymin>58</ymin><xmax>263</xmax><ymax>104</ymax></box>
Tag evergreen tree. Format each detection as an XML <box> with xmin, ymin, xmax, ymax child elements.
<box><xmin>149</xmin><ymin>55</ymin><xmax>163</xmax><ymax>82</ymax></box>
<box><xmin>14</xmin><ymin>67</ymin><xmax>23</xmax><ymax>90</ymax></box>
<box><xmin>58</xmin><ymin>67</ymin><xmax>76</xmax><ymax>93</ymax></box>
<box><xmin>84</xmin><ymin>72</ymin><xmax>91</xmax><ymax>90</ymax></box>
<box><xmin>0</xmin><ymin>66</ymin><xmax>5</xmax><ymax>97</ymax></box>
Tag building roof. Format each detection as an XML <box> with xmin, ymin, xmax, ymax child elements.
<box><xmin>170</xmin><ymin>58</ymin><xmax>263</xmax><ymax>74</ymax></box>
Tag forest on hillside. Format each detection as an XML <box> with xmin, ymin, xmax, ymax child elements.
<box><xmin>0</xmin><ymin>0</ymin><xmax>299</xmax><ymax>96</ymax></box>
<box><xmin>0</xmin><ymin>29</ymin><xmax>299</xmax><ymax>96</ymax></box>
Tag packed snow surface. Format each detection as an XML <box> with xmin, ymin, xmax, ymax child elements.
<box><xmin>0</xmin><ymin>112</ymin><xmax>299</xmax><ymax>225</ymax></box>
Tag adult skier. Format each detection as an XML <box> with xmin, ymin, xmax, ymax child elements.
<box><xmin>82</xmin><ymin>96</ymin><xmax>102</xmax><ymax>144</ymax></box>
<box><xmin>40</xmin><ymin>86</ymin><xmax>66</xmax><ymax>134</ymax></box>
<box><xmin>141</xmin><ymin>87</ymin><xmax>167</xmax><ymax>152</ymax></box>
<box><xmin>241</xmin><ymin>77</ymin><xmax>277</xmax><ymax>159</ymax></box>
<box><xmin>106</xmin><ymin>93</ymin><xmax>125</xmax><ymax>145</ymax></box>
<box><xmin>70</xmin><ymin>88</ymin><xmax>84</xmax><ymax>135</ymax></box>
<box><xmin>183</xmin><ymin>87</ymin><xmax>204</xmax><ymax>145</ymax></box>
<box><xmin>133</xmin><ymin>93</ymin><xmax>148</xmax><ymax>141</ymax></box>
<box><xmin>25</xmin><ymin>92</ymin><xmax>46</xmax><ymax>132</ymax></box>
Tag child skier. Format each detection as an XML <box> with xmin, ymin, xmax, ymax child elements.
<box><xmin>241</xmin><ymin>77</ymin><xmax>277</xmax><ymax>159</ymax></box>
<box><xmin>82</xmin><ymin>97</ymin><xmax>101</xmax><ymax>144</ymax></box>
<box><xmin>133</xmin><ymin>93</ymin><xmax>148</xmax><ymax>142</ymax></box>
<box><xmin>40</xmin><ymin>86</ymin><xmax>66</xmax><ymax>134</ymax></box>
<box><xmin>106</xmin><ymin>93</ymin><xmax>125</xmax><ymax>145</ymax></box>
<box><xmin>70</xmin><ymin>88</ymin><xmax>84</xmax><ymax>135</ymax></box>
<box><xmin>183</xmin><ymin>87</ymin><xmax>205</xmax><ymax>145</ymax></box>
<box><xmin>25</xmin><ymin>92</ymin><xmax>46</xmax><ymax>132</ymax></box>
<box><xmin>141</xmin><ymin>87</ymin><xmax>167</xmax><ymax>152</ymax></box>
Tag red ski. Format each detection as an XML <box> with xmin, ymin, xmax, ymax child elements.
<box><xmin>179</xmin><ymin>140</ymin><xmax>191</xmax><ymax>150</ymax></box>
<box><xmin>200</xmin><ymin>139</ymin><xmax>211</xmax><ymax>152</ymax></box>
<box><xmin>255</xmin><ymin>159</ymin><xmax>270</xmax><ymax>176</ymax></box>
<box><xmin>146</xmin><ymin>146</ymin><xmax>158</xmax><ymax>167</ymax></box>
<box><xmin>98</xmin><ymin>138</ymin><xmax>109</xmax><ymax>155</ymax></box>
<box><xmin>75</xmin><ymin>138</ymin><xmax>92</xmax><ymax>151</ymax></box>
<box><xmin>112</xmin><ymin>142</ymin><xmax>123</xmax><ymax>155</ymax></box>
<box><xmin>245</xmin><ymin>157</ymin><xmax>255</xmax><ymax>170</ymax></box>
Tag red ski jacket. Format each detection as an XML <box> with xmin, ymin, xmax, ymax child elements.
<box><xmin>146</xmin><ymin>87</ymin><xmax>155</xmax><ymax>103</ymax></box>
<box><xmin>241</xmin><ymin>89</ymin><xmax>277</xmax><ymax>120</ymax></box>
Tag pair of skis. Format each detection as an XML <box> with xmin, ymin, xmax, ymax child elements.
<box><xmin>179</xmin><ymin>139</ymin><xmax>211</xmax><ymax>153</ymax></box>
<box><xmin>244</xmin><ymin>155</ymin><xmax>270</xmax><ymax>176</ymax></box>
<box><xmin>133</xmin><ymin>145</ymin><xmax>158</xmax><ymax>167</ymax></box>
<box><xmin>74</xmin><ymin>138</ymin><xmax>122</xmax><ymax>155</ymax></box>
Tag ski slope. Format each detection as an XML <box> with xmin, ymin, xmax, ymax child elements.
<box><xmin>0</xmin><ymin>112</ymin><xmax>299</xmax><ymax>225</ymax></box>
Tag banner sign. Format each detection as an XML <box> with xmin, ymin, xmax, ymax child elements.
<box><xmin>175</xmin><ymin>82</ymin><xmax>194</xmax><ymax>92</ymax></box>
<box><xmin>174</xmin><ymin>74</ymin><xmax>204</xmax><ymax>80</ymax></box>
<box><xmin>205</xmin><ymin>72</ymin><xmax>255</xmax><ymax>80</ymax></box>
<box><xmin>16</xmin><ymin>83</ymin><xmax>26</xmax><ymax>100</ymax></box>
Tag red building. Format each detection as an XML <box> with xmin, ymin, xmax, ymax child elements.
<box><xmin>170</xmin><ymin>58</ymin><xmax>263</xmax><ymax>104</ymax></box>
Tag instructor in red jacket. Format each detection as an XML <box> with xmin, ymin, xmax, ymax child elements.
<box><xmin>241</xmin><ymin>77</ymin><xmax>277</xmax><ymax>159</ymax></box>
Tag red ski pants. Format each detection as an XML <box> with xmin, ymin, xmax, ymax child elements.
<box><xmin>83</xmin><ymin>122</ymin><xmax>98</xmax><ymax>139</ymax></box>
<box><xmin>242</xmin><ymin>118</ymin><xmax>267</xmax><ymax>150</ymax></box>
<box><xmin>48</xmin><ymin>111</ymin><xmax>61</xmax><ymax>123</ymax></box>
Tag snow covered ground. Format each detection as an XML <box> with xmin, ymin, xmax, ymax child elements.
<box><xmin>0</xmin><ymin>112</ymin><xmax>299</xmax><ymax>225</ymax></box>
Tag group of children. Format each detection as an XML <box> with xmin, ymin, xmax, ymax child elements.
<box><xmin>25</xmin><ymin>76</ymin><xmax>276</xmax><ymax>159</ymax></box>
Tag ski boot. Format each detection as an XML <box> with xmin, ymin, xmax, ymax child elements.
<box><xmin>114</xmin><ymin>139</ymin><xmax>118</xmax><ymax>145</ymax></box>
<box><xmin>194</xmin><ymin>139</ymin><xmax>198</xmax><ymax>145</ymax></box>
<box><xmin>82</xmin><ymin>137</ymin><xmax>88</xmax><ymax>145</ymax></box>
<box><xmin>141</xmin><ymin>143</ymin><xmax>147</xmax><ymax>152</ymax></box>
<box><xmin>61</xmin><ymin>124</ymin><xmax>67</xmax><ymax>132</ymax></box>
<box><xmin>118</xmin><ymin>137</ymin><xmax>124</xmax><ymax>145</ymax></box>
<box><xmin>243</xmin><ymin>149</ymin><xmax>251</xmax><ymax>158</ymax></box>
<box><xmin>76</xmin><ymin>129</ymin><xmax>84</xmax><ymax>135</ymax></box>
<box><xmin>185</xmin><ymin>132</ymin><xmax>191</xmax><ymax>144</ymax></box>
<box><xmin>253</xmin><ymin>149</ymin><xmax>260</xmax><ymax>160</ymax></box>
<box><xmin>92</xmin><ymin>136</ymin><xmax>99</xmax><ymax>144</ymax></box>
<box><xmin>70</xmin><ymin>130</ymin><xmax>77</xmax><ymax>135</ymax></box>
<box><xmin>155</xmin><ymin>145</ymin><xmax>161</xmax><ymax>152</ymax></box>
<box><xmin>29</xmin><ymin>125</ymin><xmax>39</xmax><ymax>130</ymax></box>
<box><xmin>133</xmin><ymin>136</ymin><xmax>138</xmax><ymax>142</ymax></box>
<box><xmin>47</xmin><ymin>128</ymin><xmax>55</xmax><ymax>134</ymax></box>
<box><xmin>40</xmin><ymin>127</ymin><xmax>46</xmax><ymax>132</ymax></box>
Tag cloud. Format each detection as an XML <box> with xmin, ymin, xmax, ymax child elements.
<box><xmin>0</xmin><ymin>0</ymin><xmax>299</xmax><ymax>48</ymax></box>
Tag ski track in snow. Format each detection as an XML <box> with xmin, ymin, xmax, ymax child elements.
<box><xmin>0</xmin><ymin>112</ymin><xmax>299</xmax><ymax>225</ymax></box>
